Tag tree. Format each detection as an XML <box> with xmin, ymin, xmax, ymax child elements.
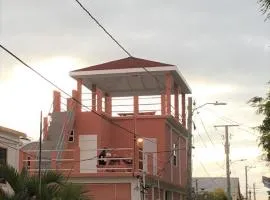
<box><xmin>0</xmin><ymin>164</ymin><xmax>90</xmax><ymax>200</ymax></box>
<box><xmin>258</xmin><ymin>0</ymin><xmax>270</xmax><ymax>20</ymax></box>
<box><xmin>248</xmin><ymin>82</ymin><xmax>270</xmax><ymax>161</ymax></box>
<box><xmin>197</xmin><ymin>189</ymin><xmax>228</xmax><ymax>200</ymax></box>
<box><xmin>212</xmin><ymin>188</ymin><xmax>228</xmax><ymax>200</ymax></box>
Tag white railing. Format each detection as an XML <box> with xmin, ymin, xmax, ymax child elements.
<box><xmin>22</xmin><ymin>148</ymin><xmax>134</xmax><ymax>173</ymax></box>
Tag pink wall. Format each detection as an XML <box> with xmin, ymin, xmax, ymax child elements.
<box><xmin>84</xmin><ymin>183</ymin><xmax>131</xmax><ymax>200</ymax></box>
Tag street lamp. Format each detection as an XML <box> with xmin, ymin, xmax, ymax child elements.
<box><xmin>187</xmin><ymin>100</ymin><xmax>227</xmax><ymax>200</ymax></box>
<box><xmin>193</xmin><ymin>101</ymin><xmax>227</xmax><ymax>113</ymax></box>
<box><xmin>230</xmin><ymin>159</ymin><xmax>247</xmax><ymax>164</ymax></box>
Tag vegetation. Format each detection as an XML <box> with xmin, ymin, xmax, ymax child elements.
<box><xmin>248</xmin><ymin>82</ymin><xmax>270</xmax><ymax>161</ymax></box>
<box><xmin>258</xmin><ymin>0</ymin><xmax>270</xmax><ymax>20</ymax></box>
<box><xmin>197</xmin><ymin>189</ymin><xmax>228</xmax><ymax>200</ymax></box>
<box><xmin>0</xmin><ymin>165</ymin><xmax>90</xmax><ymax>200</ymax></box>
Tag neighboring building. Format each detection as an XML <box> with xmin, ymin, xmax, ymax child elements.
<box><xmin>192</xmin><ymin>177</ymin><xmax>243</xmax><ymax>200</ymax></box>
<box><xmin>0</xmin><ymin>126</ymin><xmax>27</xmax><ymax>170</ymax></box>
<box><xmin>20</xmin><ymin>57</ymin><xmax>192</xmax><ymax>200</ymax></box>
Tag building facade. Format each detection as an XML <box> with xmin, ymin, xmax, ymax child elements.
<box><xmin>192</xmin><ymin>177</ymin><xmax>243</xmax><ymax>200</ymax></box>
<box><xmin>20</xmin><ymin>57</ymin><xmax>192</xmax><ymax>200</ymax></box>
<box><xmin>0</xmin><ymin>126</ymin><xmax>27</xmax><ymax>170</ymax></box>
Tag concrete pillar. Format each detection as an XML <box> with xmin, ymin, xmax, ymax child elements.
<box><xmin>105</xmin><ymin>93</ymin><xmax>112</xmax><ymax>116</ymax></box>
<box><xmin>134</xmin><ymin>96</ymin><xmax>139</xmax><ymax>115</ymax></box>
<box><xmin>43</xmin><ymin>117</ymin><xmax>48</xmax><ymax>140</ymax></box>
<box><xmin>161</xmin><ymin>92</ymin><xmax>166</xmax><ymax>115</ymax></box>
<box><xmin>174</xmin><ymin>83</ymin><xmax>179</xmax><ymax>121</ymax></box>
<box><xmin>97</xmin><ymin>89</ymin><xmax>103</xmax><ymax>113</ymax></box>
<box><xmin>92</xmin><ymin>84</ymin><xmax>97</xmax><ymax>111</ymax></box>
<box><xmin>182</xmin><ymin>94</ymin><xmax>186</xmax><ymax>127</ymax></box>
<box><xmin>76</xmin><ymin>79</ymin><xmax>82</xmax><ymax>112</ymax></box>
<box><xmin>165</xmin><ymin>73</ymin><xmax>172</xmax><ymax>115</ymax></box>
<box><xmin>67</xmin><ymin>98</ymin><xmax>73</xmax><ymax>111</ymax></box>
<box><xmin>53</xmin><ymin>91</ymin><xmax>61</xmax><ymax>112</ymax></box>
<box><xmin>72</xmin><ymin>90</ymin><xmax>78</xmax><ymax>113</ymax></box>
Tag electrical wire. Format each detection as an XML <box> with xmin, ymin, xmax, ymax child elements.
<box><xmin>0</xmin><ymin>44</ymin><xmax>165</xmax><ymax>148</ymax></box>
<box><xmin>73</xmin><ymin>0</ymin><xmax>164</xmax><ymax>91</ymax></box>
<box><xmin>197</xmin><ymin>114</ymin><xmax>216</xmax><ymax>147</ymax></box>
<box><xmin>205</xmin><ymin>107</ymin><xmax>258</xmax><ymax>137</ymax></box>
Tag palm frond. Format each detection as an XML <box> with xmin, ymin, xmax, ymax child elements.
<box><xmin>0</xmin><ymin>165</ymin><xmax>22</xmax><ymax>194</ymax></box>
<box><xmin>258</xmin><ymin>0</ymin><xmax>270</xmax><ymax>20</ymax></box>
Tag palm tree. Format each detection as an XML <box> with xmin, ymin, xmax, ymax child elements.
<box><xmin>259</xmin><ymin>0</ymin><xmax>270</xmax><ymax>20</ymax></box>
<box><xmin>0</xmin><ymin>165</ymin><xmax>90</xmax><ymax>200</ymax></box>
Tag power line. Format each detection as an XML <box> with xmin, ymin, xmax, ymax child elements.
<box><xmin>204</xmin><ymin>107</ymin><xmax>258</xmax><ymax>137</ymax></box>
<box><xmin>0</xmin><ymin>44</ymin><xmax>163</xmax><ymax>148</ymax></box>
<box><xmin>197</xmin><ymin>114</ymin><xmax>216</xmax><ymax>147</ymax></box>
<box><xmin>74</xmin><ymin>0</ymin><xmax>131</xmax><ymax>57</ymax></box>
<box><xmin>73</xmin><ymin>0</ymin><xmax>164</xmax><ymax>90</ymax></box>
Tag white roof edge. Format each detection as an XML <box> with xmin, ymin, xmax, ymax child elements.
<box><xmin>174</xmin><ymin>67</ymin><xmax>192</xmax><ymax>93</ymax></box>
<box><xmin>70</xmin><ymin>65</ymin><xmax>192</xmax><ymax>94</ymax></box>
<box><xmin>69</xmin><ymin>66</ymin><xmax>176</xmax><ymax>77</ymax></box>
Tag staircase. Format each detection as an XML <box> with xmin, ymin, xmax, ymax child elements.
<box><xmin>40</xmin><ymin>111</ymin><xmax>75</xmax><ymax>170</ymax></box>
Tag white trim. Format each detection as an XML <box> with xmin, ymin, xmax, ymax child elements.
<box><xmin>70</xmin><ymin>66</ymin><xmax>177</xmax><ymax>77</ymax></box>
<box><xmin>174</xmin><ymin>67</ymin><xmax>192</xmax><ymax>93</ymax></box>
<box><xmin>70</xmin><ymin>177</ymin><xmax>134</xmax><ymax>184</ymax></box>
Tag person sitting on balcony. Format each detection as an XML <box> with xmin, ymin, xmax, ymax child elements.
<box><xmin>98</xmin><ymin>148</ymin><xmax>111</xmax><ymax>166</ymax></box>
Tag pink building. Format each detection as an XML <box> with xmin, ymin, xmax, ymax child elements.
<box><xmin>20</xmin><ymin>57</ymin><xmax>192</xmax><ymax>200</ymax></box>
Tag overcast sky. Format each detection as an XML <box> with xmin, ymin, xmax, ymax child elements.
<box><xmin>1</xmin><ymin>0</ymin><xmax>270</xmax><ymax>199</ymax></box>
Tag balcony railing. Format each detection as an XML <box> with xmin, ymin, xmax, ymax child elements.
<box><xmin>21</xmin><ymin>148</ymin><xmax>134</xmax><ymax>174</ymax></box>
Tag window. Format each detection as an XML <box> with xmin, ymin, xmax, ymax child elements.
<box><xmin>165</xmin><ymin>191</ymin><xmax>172</xmax><ymax>200</ymax></box>
<box><xmin>27</xmin><ymin>156</ymin><xmax>31</xmax><ymax>169</ymax></box>
<box><xmin>68</xmin><ymin>129</ymin><xmax>75</xmax><ymax>142</ymax></box>
<box><xmin>0</xmin><ymin>148</ymin><xmax>7</xmax><ymax>165</ymax></box>
<box><xmin>173</xmin><ymin>143</ymin><xmax>177</xmax><ymax>166</ymax></box>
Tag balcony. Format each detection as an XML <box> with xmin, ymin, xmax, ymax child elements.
<box><xmin>20</xmin><ymin>147</ymin><xmax>134</xmax><ymax>176</ymax></box>
<box><xmin>52</xmin><ymin>90</ymin><xmax>186</xmax><ymax>128</ymax></box>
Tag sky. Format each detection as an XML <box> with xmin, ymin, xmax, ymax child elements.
<box><xmin>0</xmin><ymin>0</ymin><xmax>270</xmax><ymax>199</ymax></box>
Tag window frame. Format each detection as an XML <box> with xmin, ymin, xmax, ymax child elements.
<box><xmin>0</xmin><ymin>147</ymin><xmax>7</xmax><ymax>165</ymax></box>
<box><xmin>68</xmin><ymin>129</ymin><xmax>75</xmax><ymax>143</ymax></box>
<box><xmin>172</xmin><ymin>143</ymin><xmax>177</xmax><ymax>166</ymax></box>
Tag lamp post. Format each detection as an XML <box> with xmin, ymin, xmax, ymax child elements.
<box><xmin>187</xmin><ymin>100</ymin><xmax>227</xmax><ymax>200</ymax></box>
<box><xmin>193</xmin><ymin>101</ymin><xmax>227</xmax><ymax>113</ymax></box>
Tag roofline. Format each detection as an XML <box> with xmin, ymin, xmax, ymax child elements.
<box><xmin>70</xmin><ymin>56</ymin><xmax>174</xmax><ymax>72</ymax></box>
<box><xmin>70</xmin><ymin>66</ymin><xmax>176</xmax><ymax>76</ymax></box>
<box><xmin>0</xmin><ymin>126</ymin><xmax>27</xmax><ymax>138</ymax></box>
<box><xmin>70</xmin><ymin>66</ymin><xmax>192</xmax><ymax>94</ymax></box>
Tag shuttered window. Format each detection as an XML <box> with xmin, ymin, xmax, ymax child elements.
<box><xmin>0</xmin><ymin>147</ymin><xmax>7</xmax><ymax>165</ymax></box>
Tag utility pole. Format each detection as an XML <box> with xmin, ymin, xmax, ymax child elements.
<box><xmin>187</xmin><ymin>97</ymin><xmax>193</xmax><ymax>200</ymax></box>
<box><xmin>245</xmin><ymin>166</ymin><xmax>248</xmax><ymax>200</ymax></box>
<box><xmin>39</xmin><ymin>111</ymin><xmax>42</xmax><ymax>198</ymax></box>
<box><xmin>195</xmin><ymin>179</ymin><xmax>198</xmax><ymax>200</ymax></box>
<box><xmin>214</xmin><ymin>124</ymin><xmax>238</xmax><ymax>200</ymax></box>
<box><xmin>253</xmin><ymin>183</ymin><xmax>256</xmax><ymax>200</ymax></box>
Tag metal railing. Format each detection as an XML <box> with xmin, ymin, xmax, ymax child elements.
<box><xmin>22</xmin><ymin>148</ymin><xmax>134</xmax><ymax>173</ymax></box>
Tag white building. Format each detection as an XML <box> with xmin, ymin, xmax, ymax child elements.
<box><xmin>192</xmin><ymin>177</ymin><xmax>243</xmax><ymax>200</ymax></box>
<box><xmin>0</xmin><ymin>126</ymin><xmax>27</xmax><ymax>170</ymax></box>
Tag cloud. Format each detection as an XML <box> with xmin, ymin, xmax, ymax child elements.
<box><xmin>1</xmin><ymin>1</ymin><xmax>269</xmax><ymax>198</ymax></box>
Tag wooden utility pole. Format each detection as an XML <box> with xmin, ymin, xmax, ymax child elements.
<box><xmin>214</xmin><ymin>125</ymin><xmax>238</xmax><ymax>200</ymax></box>
<box><xmin>187</xmin><ymin>97</ymin><xmax>193</xmax><ymax>200</ymax></box>
<box><xmin>245</xmin><ymin>166</ymin><xmax>248</xmax><ymax>200</ymax></box>
<box><xmin>195</xmin><ymin>179</ymin><xmax>198</xmax><ymax>200</ymax></box>
<box><xmin>253</xmin><ymin>183</ymin><xmax>256</xmax><ymax>200</ymax></box>
<box><xmin>39</xmin><ymin>111</ymin><xmax>42</xmax><ymax>197</ymax></box>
